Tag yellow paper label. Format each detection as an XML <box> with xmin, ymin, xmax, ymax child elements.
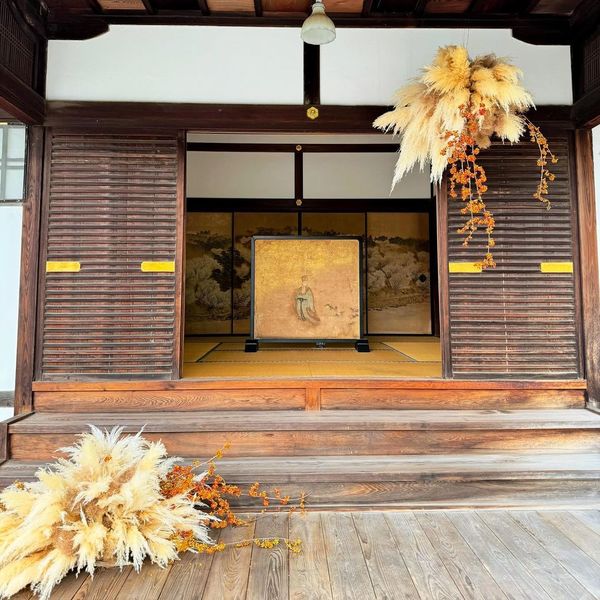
<box><xmin>448</xmin><ymin>262</ymin><xmax>482</xmax><ymax>274</ymax></box>
<box><xmin>141</xmin><ymin>261</ymin><xmax>175</xmax><ymax>273</ymax></box>
<box><xmin>46</xmin><ymin>261</ymin><xmax>80</xmax><ymax>273</ymax></box>
<box><xmin>540</xmin><ymin>262</ymin><xmax>573</xmax><ymax>274</ymax></box>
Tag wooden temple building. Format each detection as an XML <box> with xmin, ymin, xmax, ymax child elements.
<box><xmin>1</xmin><ymin>0</ymin><xmax>600</xmax><ymax>511</ymax></box>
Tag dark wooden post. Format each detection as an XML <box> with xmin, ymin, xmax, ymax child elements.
<box><xmin>575</xmin><ymin>129</ymin><xmax>600</xmax><ymax>410</ymax></box>
<box><xmin>435</xmin><ymin>177</ymin><xmax>452</xmax><ymax>378</ymax></box>
<box><xmin>173</xmin><ymin>130</ymin><xmax>186</xmax><ymax>379</ymax></box>
<box><xmin>14</xmin><ymin>126</ymin><xmax>44</xmax><ymax>414</ymax></box>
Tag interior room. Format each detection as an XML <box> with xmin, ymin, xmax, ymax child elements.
<box><xmin>183</xmin><ymin>133</ymin><xmax>442</xmax><ymax>378</ymax></box>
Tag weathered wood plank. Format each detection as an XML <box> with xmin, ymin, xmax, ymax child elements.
<box><xmin>12</xmin><ymin>430</ymin><xmax>600</xmax><ymax>460</ymax></box>
<box><xmin>34</xmin><ymin>388</ymin><xmax>306</xmax><ymax>412</ymax></box>
<box><xmin>478</xmin><ymin>511</ymin><xmax>594</xmax><ymax>600</ymax></box>
<box><xmin>414</xmin><ymin>512</ymin><xmax>506</xmax><ymax>600</ymax></box>
<box><xmin>157</xmin><ymin>545</ymin><xmax>217</xmax><ymax>600</ymax></box>
<box><xmin>539</xmin><ymin>511</ymin><xmax>600</xmax><ymax>563</ymax></box>
<box><xmin>45</xmin><ymin>572</ymin><xmax>89</xmax><ymax>600</ymax></box>
<box><xmin>246</xmin><ymin>513</ymin><xmax>289</xmax><ymax>600</ymax></box>
<box><xmin>13</xmin><ymin>409</ymin><xmax>600</xmax><ymax>433</ymax></box>
<box><xmin>288</xmin><ymin>512</ymin><xmax>333</xmax><ymax>600</ymax></box>
<box><xmin>74</xmin><ymin>566</ymin><xmax>132</xmax><ymax>600</ymax></box>
<box><xmin>384</xmin><ymin>512</ymin><xmax>463</xmax><ymax>600</ymax></box>
<box><xmin>569</xmin><ymin>509</ymin><xmax>600</xmax><ymax>535</ymax></box>
<box><xmin>509</xmin><ymin>511</ymin><xmax>600</xmax><ymax>596</ymax></box>
<box><xmin>448</xmin><ymin>511</ymin><xmax>552</xmax><ymax>600</ymax></box>
<box><xmin>321</xmin><ymin>387</ymin><xmax>585</xmax><ymax>409</ymax></box>
<box><xmin>321</xmin><ymin>513</ymin><xmax>376</xmax><ymax>600</ymax></box>
<box><xmin>352</xmin><ymin>512</ymin><xmax>420</xmax><ymax>600</ymax></box>
<box><xmin>115</xmin><ymin>562</ymin><xmax>173</xmax><ymax>600</ymax></box>
<box><xmin>202</xmin><ymin>519</ymin><xmax>256</xmax><ymax>600</ymax></box>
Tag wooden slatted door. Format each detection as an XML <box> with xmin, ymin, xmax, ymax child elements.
<box><xmin>446</xmin><ymin>132</ymin><xmax>582</xmax><ymax>379</ymax></box>
<box><xmin>37</xmin><ymin>131</ymin><xmax>183</xmax><ymax>380</ymax></box>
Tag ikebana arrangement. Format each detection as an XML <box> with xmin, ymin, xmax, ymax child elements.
<box><xmin>0</xmin><ymin>427</ymin><xmax>305</xmax><ymax>600</ymax></box>
<box><xmin>374</xmin><ymin>45</ymin><xmax>557</xmax><ymax>268</ymax></box>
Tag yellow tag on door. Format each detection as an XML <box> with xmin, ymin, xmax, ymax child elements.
<box><xmin>140</xmin><ymin>261</ymin><xmax>175</xmax><ymax>272</ymax></box>
<box><xmin>46</xmin><ymin>261</ymin><xmax>80</xmax><ymax>273</ymax></box>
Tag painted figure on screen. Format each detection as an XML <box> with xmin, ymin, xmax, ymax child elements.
<box><xmin>295</xmin><ymin>275</ymin><xmax>320</xmax><ymax>324</ymax></box>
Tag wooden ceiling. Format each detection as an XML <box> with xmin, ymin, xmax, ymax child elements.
<box><xmin>39</xmin><ymin>0</ymin><xmax>595</xmax><ymax>43</ymax></box>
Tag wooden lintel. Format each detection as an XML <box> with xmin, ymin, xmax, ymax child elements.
<box><xmin>0</xmin><ymin>64</ymin><xmax>45</xmax><ymax>125</ymax></box>
<box><xmin>44</xmin><ymin>102</ymin><xmax>574</xmax><ymax>132</ymax></box>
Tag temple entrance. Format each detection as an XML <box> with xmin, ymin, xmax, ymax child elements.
<box><xmin>183</xmin><ymin>134</ymin><xmax>441</xmax><ymax>379</ymax></box>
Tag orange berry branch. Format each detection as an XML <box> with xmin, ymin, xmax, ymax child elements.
<box><xmin>160</xmin><ymin>442</ymin><xmax>307</xmax><ymax>554</ymax></box>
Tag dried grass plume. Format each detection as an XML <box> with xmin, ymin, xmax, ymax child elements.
<box><xmin>0</xmin><ymin>427</ymin><xmax>212</xmax><ymax>600</ymax></box>
<box><xmin>374</xmin><ymin>45</ymin><xmax>534</xmax><ymax>186</ymax></box>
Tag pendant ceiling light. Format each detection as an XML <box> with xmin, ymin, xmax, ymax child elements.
<box><xmin>301</xmin><ymin>0</ymin><xmax>336</xmax><ymax>45</ymax></box>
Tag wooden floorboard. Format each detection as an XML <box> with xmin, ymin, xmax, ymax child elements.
<box><xmin>9</xmin><ymin>510</ymin><xmax>599</xmax><ymax>599</ymax></box>
<box><xmin>509</xmin><ymin>511</ymin><xmax>600</xmax><ymax>597</ymax></box>
<box><xmin>478</xmin><ymin>511</ymin><xmax>595</xmax><ymax>600</ymax></box>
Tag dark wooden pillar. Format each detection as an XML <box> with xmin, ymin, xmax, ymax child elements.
<box><xmin>14</xmin><ymin>126</ymin><xmax>44</xmax><ymax>414</ymax></box>
<box><xmin>575</xmin><ymin>129</ymin><xmax>600</xmax><ymax>410</ymax></box>
<box><xmin>435</xmin><ymin>178</ymin><xmax>452</xmax><ymax>378</ymax></box>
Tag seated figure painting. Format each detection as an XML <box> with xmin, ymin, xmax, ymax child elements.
<box><xmin>252</xmin><ymin>237</ymin><xmax>362</xmax><ymax>341</ymax></box>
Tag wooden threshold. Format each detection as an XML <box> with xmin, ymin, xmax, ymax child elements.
<box><xmin>31</xmin><ymin>378</ymin><xmax>588</xmax><ymax>412</ymax></box>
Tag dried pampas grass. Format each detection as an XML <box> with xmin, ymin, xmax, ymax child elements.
<box><xmin>374</xmin><ymin>45</ymin><xmax>556</xmax><ymax>268</ymax></box>
<box><xmin>374</xmin><ymin>45</ymin><xmax>534</xmax><ymax>186</ymax></box>
<box><xmin>0</xmin><ymin>427</ymin><xmax>213</xmax><ymax>600</ymax></box>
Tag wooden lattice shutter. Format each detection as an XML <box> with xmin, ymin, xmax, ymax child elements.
<box><xmin>37</xmin><ymin>131</ymin><xmax>182</xmax><ymax>380</ymax></box>
<box><xmin>447</xmin><ymin>132</ymin><xmax>582</xmax><ymax>379</ymax></box>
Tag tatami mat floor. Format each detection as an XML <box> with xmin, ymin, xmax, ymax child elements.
<box><xmin>183</xmin><ymin>336</ymin><xmax>442</xmax><ymax>378</ymax></box>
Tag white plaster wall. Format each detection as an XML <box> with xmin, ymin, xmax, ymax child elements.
<box><xmin>46</xmin><ymin>26</ymin><xmax>303</xmax><ymax>103</ymax></box>
<box><xmin>0</xmin><ymin>206</ymin><xmax>22</xmax><ymax>392</ymax></box>
<box><xmin>321</xmin><ymin>28</ymin><xmax>572</xmax><ymax>106</ymax></box>
<box><xmin>46</xmin><ymin>27</ymin><xmax>571</xmax><ymax>107</ymax></box>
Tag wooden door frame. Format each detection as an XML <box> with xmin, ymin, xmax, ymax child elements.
<box><xmin>13</xmin><ymin>103</ymin><xmax>598</xmax><ymax>413</ymax></box>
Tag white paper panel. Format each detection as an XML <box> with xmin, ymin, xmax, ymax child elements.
<box><xmin>0</xmin><ymin>206</ymin><xmax>22</xmax><ymax>389</ymax></box>
<box><xmin>304</xmin><ymin>153</ymin><xmax>431</xmax><ymax>199</ymax></box>
<box><xmin>187</xmin><ymin>151</ymin><xmax>295</xmax><ymax>198</ymax></box>
<box><xmin>47</xmin><ymin>26</ymin><xmax>303</xmax><ymax>103</ymax></box>
<box><xmin>321</xmin><ymin>29</ymin><xmax>572</xmax><ymax>106</ymax></box>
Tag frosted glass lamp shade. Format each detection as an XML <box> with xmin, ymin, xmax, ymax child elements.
<box><xmin>301</xmin><ymin>1</ymin><xmax>336</xmax><ymax>45</ymax></box>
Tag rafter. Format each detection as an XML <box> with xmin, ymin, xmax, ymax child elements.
<box><xmin>196</xmin><ymin>0</ymin><xmax>210</xmax><ymax>15</ymax></box>
<box><xmin>140</xmin><ymin>0</ymin><xmax>156</xmax><ymax>14</ymax></box>
<box><xmin>413</xmin><ymin>0</ymin><xmax>428</xmax><ymax>16</ymax></box>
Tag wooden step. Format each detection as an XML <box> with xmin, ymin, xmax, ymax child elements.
<box><xmin>2</xmin><ymin>452</ymin><xmax>599</xmax><ymax>509</ymax></box>
<box><xmin>7</xmin><ymin>409</ymin><xmax>600</xmax><ymax>460</ymax></box>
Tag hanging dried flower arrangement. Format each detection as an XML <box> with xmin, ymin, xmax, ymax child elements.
<box><xmin>0</xmin><ymin>427</ymin><xmax>304</xmax><ymax>600</ymax></box>
<box><xmin>374</xmin><ymin>45</ymin><xmax>557</xmax><ymax>268</ymax></box>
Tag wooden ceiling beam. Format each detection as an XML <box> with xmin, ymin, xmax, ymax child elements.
<box><xmin>520</xmin><ymin>0</ymin><xmax>542</xmax><ymax>14</ymax></box>
<box><xmin>362</xmin><ymin>0</ymin><xmax>374</xmax><ymax>17</ymax></box>
<box><xmin>0</xmin><ymin>65</ymin><xmax>45</xmax><ymax>125</ymax></box>
<box><xmin>254</xmin><ymin>0</ymin><xmax>263</xmax><ymax>17</ymax></box>
<box><xmin>570</xmin><ymin>0</ymin><xmax>600</xmax><ymax>38</ymax></box>
<box><xmin>140</xmin><ymin>0</ymin><xmax>156</xmax><ymax>14</ymax></box>
<box><xmin>196</xmin><ymin>0</ymin><xmax>210</xmax><ymax>16</ymax></box>
<box><xmin>412</xmin><ymin>0</ymin><xmax>427</xmax><ymax>16</ymax></box>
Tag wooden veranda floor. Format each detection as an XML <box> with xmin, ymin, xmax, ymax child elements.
<box><xmin>15</xmin><ymin>510</ymin><xmax>600</xmax><ymax>600</ymax></box>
